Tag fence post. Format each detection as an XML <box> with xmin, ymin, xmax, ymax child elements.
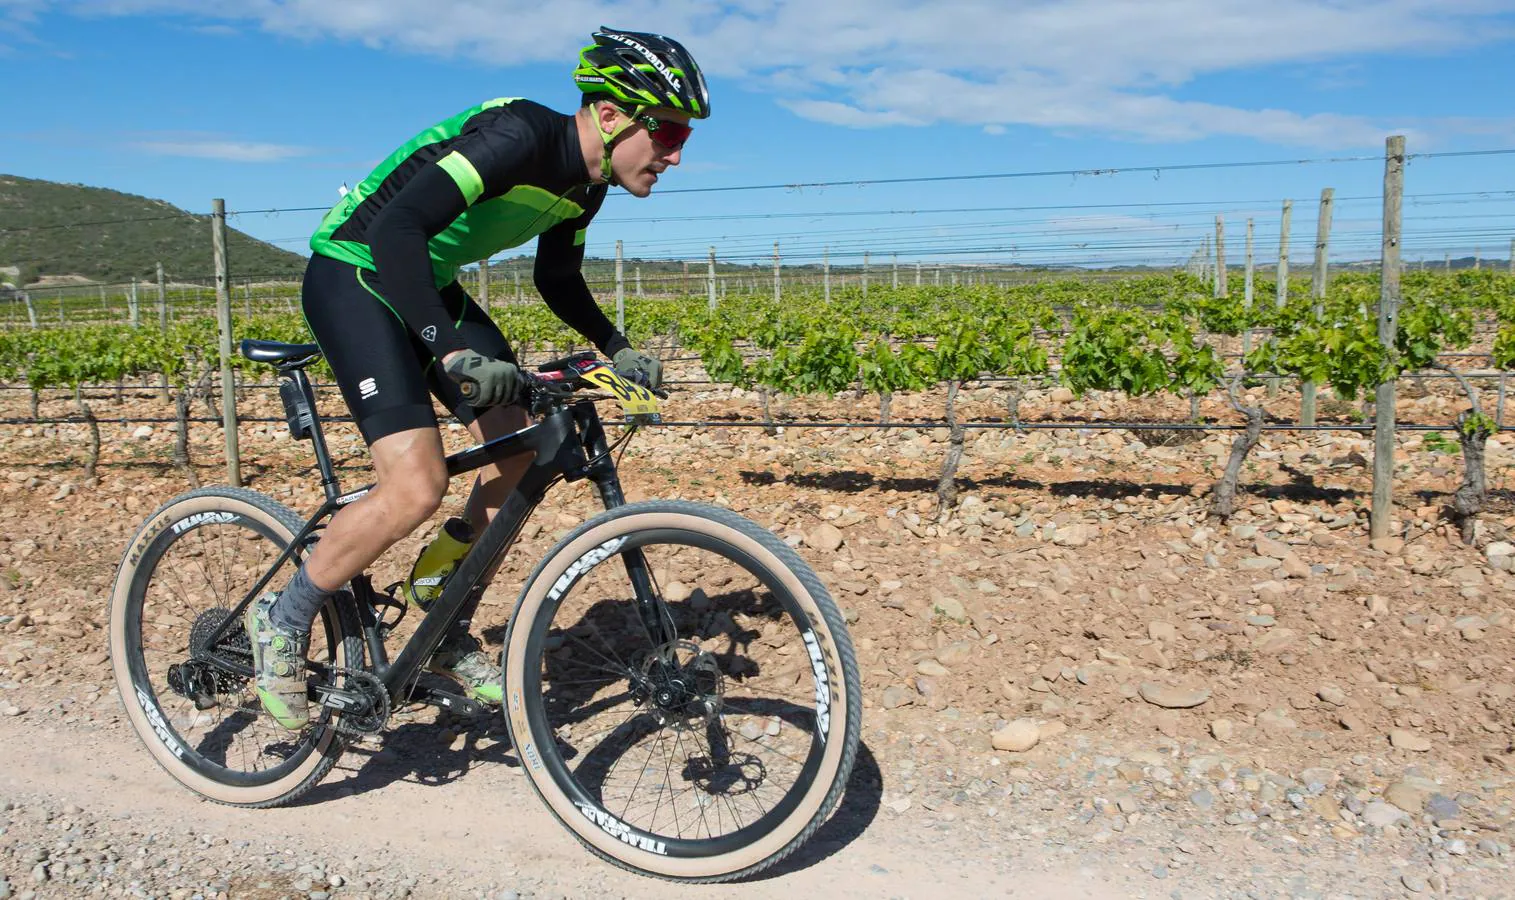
<box><xmin>156</xmin><ymin>263</ymin><xmax>168</xmax><ymax>330</ymax></box>
<box><xmin>773</xmin><ymin>241</ymin><xmax>781</xmax><ymax>303</ymax></box>
<box><xmin>128</xmin><ymin>279</ymin><xmax>140</xmax><ymax>327</ymax></box>
<box><xmin>892</xmin><ymin>253</ymin><xmax>898</xmax><ymax>289</ymax></box>
<box><xmin>1300</xmin><ymin>188</ymin><xmax>1334</xmax><ymax>426</ymax></box>
<box><xmin>863</xmin><ymin>250</ymin><xmax>870</xmax><ymax>299</ymax></box>
<box><xmin>1214</xmin><ymin>216</ymin><xmax>1227</xmax><ymax>298</ymax></box>
<box><xmin>707</xmin><ymin>246</ymin><xmax>717</xmax><ymax>313</ymax></box>
<box><xmin>478</xmin><ymin>259</ymin><xmax>490</xmax><ymax>309</ymax></box>
<box><xmin>1243</xmin><ymin>218</ymin><xmax>1255</xmax><ymax>357</ymax></box>
<box><xmin>636</xmin><ymin>266</ymin><xmax>643</xmax><ymax>297</ymax></box>
<box><xmin>211</xmin><ymin>198</ymin><xmax>241</xmax><ymax>487</ymax></box>
<box><xmin>1372</xmin><ymin>137</ymin><xmax>1405</xmax><ymax>541</ymax></box>
<box><xmin>915</xmin><ymin>261</ymin><xmax>921</xmax><ymax>286</ymax></box>
<box><xmin>823</xmin><ymin>245</ymin><xmax>830</xmax><ymax>303</ymax></box>
<box><xmin>614</xmin><ymin>240</ymin><xmax>625</xmax><ymax>333</ymax></box>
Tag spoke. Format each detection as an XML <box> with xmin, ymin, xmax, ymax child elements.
<box><xmin>620</xmin><ymin>725</ymin><xmax>663</xmax><ymax>821</ymax></box>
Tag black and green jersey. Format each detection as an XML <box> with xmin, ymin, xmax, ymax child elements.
<box><xmin>309</xmin><ymin>98</ymin><xmax>614</xmax><ymax>358</ymax></box>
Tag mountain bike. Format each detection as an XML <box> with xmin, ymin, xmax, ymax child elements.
<box><xmin>108</xmin><ymin>339</ymin><xmax>861</xmax><ymax>882</ymax></box>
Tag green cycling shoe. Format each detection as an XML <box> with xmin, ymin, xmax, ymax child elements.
<box><xmin>427</xmin><ymin>632</ymin><xmax>503</xmax><ymax>705</ymax></box>
<box><xmin>243</xmin><ymin>592</ymin><xmax>311</xmax><ymax>730</ymax></box>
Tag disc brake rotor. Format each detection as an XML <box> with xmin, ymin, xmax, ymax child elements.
<box><xmin>637</xmin><ymin>640</ymin><xmax>724</xmax><ymax>731</ymax></box>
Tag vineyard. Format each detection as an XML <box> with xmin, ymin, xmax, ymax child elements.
<box><xmin>2</xmin><ymin>268</ymin><xmax>1514</xmax><ymax>538</ymax></box>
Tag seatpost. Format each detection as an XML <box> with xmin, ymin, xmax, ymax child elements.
<box><xmin>289</xmin><ymin>367</ymin><xmax>342</xmax><ymax>502</ymax></box>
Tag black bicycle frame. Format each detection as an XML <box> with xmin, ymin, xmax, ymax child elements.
<box><xmin>199</xmin><ymin>362</ymin><xmax>675</xmax><ymax>705</ymax></box>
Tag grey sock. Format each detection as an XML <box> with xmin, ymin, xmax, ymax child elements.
<box><xmin>269</xmin><ymin>565</ymin><xmax>331</xmax><ymax>633</ymax></box>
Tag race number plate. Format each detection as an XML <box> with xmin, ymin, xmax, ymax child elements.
<box><xmin>579</xmin><ymin>363</ymin><xmax>661</xmax><ymax>421</ymax></box>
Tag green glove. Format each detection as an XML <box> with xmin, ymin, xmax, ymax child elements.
<box><xmin>444</xmin><ymin>351</ymin><xmax>524</xmax><ymax>407</ymax></box>
<box><xmin>612</xmin><ymin>347</ymin><xmax>663</xmax><ymax>390</ymax></box>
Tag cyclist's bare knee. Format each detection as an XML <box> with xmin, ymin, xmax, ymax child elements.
<box><xmin>369</xmin><ymin>428</ymin><xmax>448</xmax><ymax>534</ymax></box>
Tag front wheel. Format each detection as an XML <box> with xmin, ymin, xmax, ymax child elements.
<box><xmin>108</xmin><ymin>486</ymin><xmax>360</xmax><ymax>808</ymax></box>
<box><xmin>503</xmin><ymin>500</ymin><xmax>861</xmax><ymax>882</ymax></box>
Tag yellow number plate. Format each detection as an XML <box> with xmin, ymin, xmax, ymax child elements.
<box><xmin>580</xmin><ymin>364</ymin><xmax>661</xmax><ymax>419</ymax></box>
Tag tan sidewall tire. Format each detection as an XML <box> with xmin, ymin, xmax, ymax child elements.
<box><xmin>504</xmin><ymin>505</ymin><xmax>854</xmax><ymax>880</ymax></box>
<box><xmin>109</xmin><ymin>490</ymin><xmax>347</xmax><ymax>807</ymax></box>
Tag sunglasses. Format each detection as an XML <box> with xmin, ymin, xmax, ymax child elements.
<box><xmin>629</xmin><ymin>110</ymin><xmax>693</xmax><ymax>151</ymax></box>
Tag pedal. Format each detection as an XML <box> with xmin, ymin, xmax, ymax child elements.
<box><xmin>411</xmin><ymin>684</ymin><xmax>487</xmax><ymax>718</ymax></box>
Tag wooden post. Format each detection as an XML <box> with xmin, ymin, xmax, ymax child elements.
<box><xmin>823</xmin><ymin>245</ymin><xmax>830</xmax><ymax>303</ymax></box>
<box><xmin>892</xmin><ymin>253</ymin><xmax>899</xmax><ymax>289</ymax></box>
<box><xmin>773</xmin><ymin>241</ymin><xmax>781</xmax><ymax>302</ymax></box>
<box><xmin>478</xmin><ymin>259</ymin><xmax>490</xmax><ymax>309</ymax></box>
<box><xmin>128</xmin><ymin>279</ymin><xmax>141</xmax><ymax>327</ymax></box>
<box><xmin>707</xmin><ymin>246</ymin><xmax>717</xmax><ymax>313</ymax></box>
<box><xmin>242</xmin><ymin>281</ymin><xmax>252</xmax><ymax>318</ymax></box>
<box><xmin>1474</xmin><ymin>248</ymin><xmax>1481</xmax><ymax>271</ymax></box>
<box><xmin>1214</xmin><ymin>216</ymin><xmax>1227</xmax><ymax>298</ymax></box>
<box><xmin>156</xmin><ymin>263</ymin><xmax>167</xmax><ymax>331</ymax></box>
<box><xmin>1243</xmin><ymin>218</ymin><xmax>1255</xmax><ymax>357</ymax></box>
<box><xmin>1372</xmin><ymin>137</ymin><xmax>1405</xmax><ymax>541</ymax></box>
<box><xmin>1300</xmin><ymin>188</ymin><xmax>1334</xmax><ymax>426</ymax></box>
<box><xmin>614</xmin><ymin>240</ymin><xmax>625</xmax><ymax>333</ymax></box>
<box><xmin>863</xmin><ymin>250</ymin><xmax>870</xmax><ymax>298</ymax></box>
<box><xmin>22</xmin><ymin>291</ymin><xmax>37</xmax><ymax>329</ymax></box>
<box><xmin>1445</xmin><ymin>251</ymin><xmax>1451</xmax><ymax>271</ymax></box>
<box><xmin>635</xmin><ymin>266</ymin><xmax>642</xmax><ymax>297</ymax></box>
<box><xmin>1278</xmin><ymin>200</ymin><xmax>1293</xmax><ymax>312</ymax></box>
<box><xmin>211</xmin><ymin>198</ymin><xmax>241</xmax><ymax>487</ymax></box>
<box><xmin>1509</xmin><ymin>238</ymin><xmax>1514</xmax><ymax>274</ymax></box>
<box><xmin>915</xmin><ymin>261</ymin><xmax>922</xmax><ymax>286</ymax></box>
<box><xmin>514</xmin><ymin>268</ymin><xmax>522</xmax><ymax>303</ymax></box>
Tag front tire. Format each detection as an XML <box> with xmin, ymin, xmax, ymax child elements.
<box><xmin>503</xmin><ymin>500</ymin><xmax>861</xmax><ymax>882</ymax></box>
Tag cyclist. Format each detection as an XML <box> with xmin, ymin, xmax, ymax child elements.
<box><xmin>244</xmin><ymin>27</ymin><xmax>710</xmax><ymax>729</ymax></box>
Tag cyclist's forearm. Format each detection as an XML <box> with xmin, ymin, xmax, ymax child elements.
<box><xmin>537</xmin><ymin>274</ymin><xmax>630</xmax><ymax>357</ymax></box>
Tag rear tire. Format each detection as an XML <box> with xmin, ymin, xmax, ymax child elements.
<box><xmin>503</xmin><ymin>500</ymin><xmax>861</xmax><ymax>882</ymax></box>
<box><xmin>108</xmin><ymin>486</ymin><xmax>360</xmax><ymax>808</ymax></box>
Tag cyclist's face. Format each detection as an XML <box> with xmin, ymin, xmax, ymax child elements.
<box><xmin>610</xmin><ymin>108</ymin><xmax>690</xmax><ymax>198</ymax></box>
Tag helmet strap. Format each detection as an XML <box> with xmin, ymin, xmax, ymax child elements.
<box><xmin>598</xmin><ymin>103</ymin><xmax>644</xmax><ymax>184</ymax></box>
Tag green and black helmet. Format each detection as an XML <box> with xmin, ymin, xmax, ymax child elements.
<box><xmin>574</xmin><ymin>27</ymin><xmax>710</xmax><ymax>120</ymax></box>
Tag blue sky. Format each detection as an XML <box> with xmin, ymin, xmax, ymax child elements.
<box><xmin>4</xmin><ymin>1</ymin><xmax>1515</xmax><ymax>272</ymax></box>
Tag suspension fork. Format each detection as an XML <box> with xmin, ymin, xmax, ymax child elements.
<box><xmin>578</xmin><ymin>406</ymin><xmax>677</xmax><ymax>649</ymax></box>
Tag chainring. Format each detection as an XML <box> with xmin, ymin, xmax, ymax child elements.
<box><xmin>325</xmin><ymin>667</ymin><xmax>390</xmax><ymax>737</ymax></box>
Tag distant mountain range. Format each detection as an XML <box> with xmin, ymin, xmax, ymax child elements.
<box><xmin>0</xmin><ymin>174</ymin><xmax>307</xmax><ymax>287</ymax></box>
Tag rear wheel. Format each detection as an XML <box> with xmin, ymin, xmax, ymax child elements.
<box><xmin>504</xmin><ymin>500</ymin><xmax>861</xmax><ymax>882</ymax></box>
<box><xmin>108</xmin><ymin>486</ymin><xmax>360</xmax><ymax>808</ymax></box>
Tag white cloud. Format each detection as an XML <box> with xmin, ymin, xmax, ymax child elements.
<box><xmin>131</xmin><ymin>138</ymin><xmax>312</xmax><ymax>162</ymax></box>
<box><xmin>14</xmin><ymin>0</ymin><xmax>1515</xmax><ymax>146</ymax></box>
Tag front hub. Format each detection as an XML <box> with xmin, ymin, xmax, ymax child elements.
<box><xmin>638</xmin><ymin>640</ymin><xmax>723</xmax><ymax>730</ymax></box>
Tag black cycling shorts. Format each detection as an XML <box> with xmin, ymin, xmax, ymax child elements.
<box><xmin>301</xmin><ymin>253</ymin><xmax>517</xmax><ymax>445</ymax></box>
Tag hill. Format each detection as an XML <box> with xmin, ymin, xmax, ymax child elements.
<box><xmin>0</xmin><ymin>174</ymin><xmax>307</xmax><ymax>287</ymax></box>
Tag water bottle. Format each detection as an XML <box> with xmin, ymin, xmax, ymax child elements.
<box><xmin>402</xmin><ymin>516</ymin><xmax>475</xmax><ymax>610</ymax></box>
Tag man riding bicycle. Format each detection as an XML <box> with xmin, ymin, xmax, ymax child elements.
<box><xmin>245</xmin><ymin>27</ymin><xmax>711</xmax><ymax>730</ymax></box>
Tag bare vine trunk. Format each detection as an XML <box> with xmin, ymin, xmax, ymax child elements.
<box><xmin>75</xmin><ymin>386</ymin><xmax>101</xmax><ymax>483</ymax></box>
<box><xmin>1210</xmin><ymin>379</ymin><xmax>1265</xmax><ymax>521</ymax></box>
<box><xmin>758</xmin><ymin>386</ymin><xmax>777</xmax><ymax>437</ymax></box>
<box><xmin>879</xmin><ymin>390</ymin><xmax>893</xmax><ymax>430</ymax></box>
<box><xmin>1434</xmin><ymin>365</ymin><xmax>1491</xmax><ymax>545</ymax></box>
<box><xmin>174</xmin><ymin>388</ymin><xmax>198</xmax><ymax>488</ymax></box>
<box><xmin>1006</xmin><ymin>377</ymin><xmax>1027</xmax><ymax>430</ymax></box>
<box><xmin>1454</xmin><ymin>411</ymin><xmax>1492</xmax><ymax>545</ymax></box>
<box><xmin>28</xmin><ymin>388</ymin><xmax>39</xmax><ymax>420</ymax></box>
<box><xmin>935</xmin><ymin>380</ymin><xmax>965</xmax><ymax>520</ymax></box>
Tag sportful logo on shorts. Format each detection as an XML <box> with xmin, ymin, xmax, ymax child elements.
<box><xmin>359</xmin><ymin>378</ymin><xmax>379</xmax><ymax>399</ymax></box>
<box><xmin>422</xmin><ymin>325</ymin><xmax>438</xmax><ymax>342</ymax></box>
